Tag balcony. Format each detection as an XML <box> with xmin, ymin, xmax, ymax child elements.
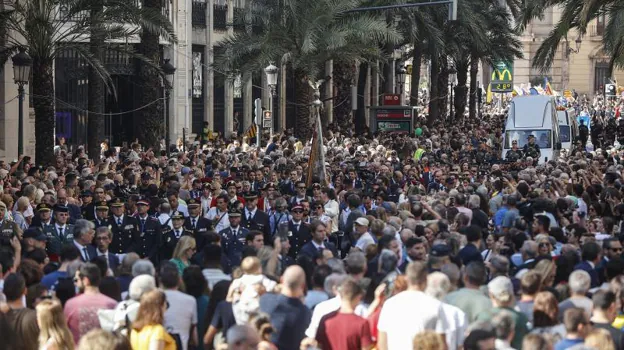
<box><xmin>58</xmin><ymin>4</ymin><xmax>89</xmax><ymax>21</ymax></box>
<box><xmin>192</xmin><ymin>1</ymin><xmax>207</xmax><ymax>27</ymax></box>
<box><xmin>589</xmin><ymin>24</ymin><xmax>604</xmax><ymax>38</ymax></box>
<box><xmin>214</xmin><ymin>4</ymin><xmax>227</xmax><ymax>31</ymax></box>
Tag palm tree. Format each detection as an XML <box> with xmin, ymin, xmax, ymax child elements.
<box><xmin>519</xmin><ymin>0</ymin><xmax>624</xmax><ymax>75</ymax></box>
<box><xmin>213</xmin><ymin>0</ymin><xmax>400</xmax><ymax>140</ymax></box>
<box><xmin>0</xmin><ymin>0</ymin><xmax>175</xmax><ymax>164</ymax></box>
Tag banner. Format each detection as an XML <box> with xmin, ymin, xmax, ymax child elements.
<box><xmin>306</xmin><ymin>111</ymin><xmax>327</xmax><ymax>187</ymax></box>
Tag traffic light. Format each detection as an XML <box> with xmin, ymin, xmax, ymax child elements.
<box><xmin>263</xmin><ymin>110</ymin><xmax>272</xmax><ymax>128</ymax></box>
<box><xmin>605</xmin><ymin>83</ymin><xmax>617</xmax><ymax>96</ymax></box>
<box><xmin>254</xmin><ymin>98</ymin><xmax>262</xmax><ymax>125</ymax></box>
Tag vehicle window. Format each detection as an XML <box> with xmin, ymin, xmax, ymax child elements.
<box><xmin>559</xmin><ymin>125</ymin><xmax>570</xmax><ymax>142</ymax></box>
<box><xmin>505</xmin><ymin>130</ymin><xmax>552</xmax><ymax>148</ymax></box>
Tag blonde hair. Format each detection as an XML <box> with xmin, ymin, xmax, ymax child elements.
<box><xmin>172</xmin><ymin>236</ymin><xmax>196</xmax><ymax>260</ymax></box>
<box><xmin>585</xmin><ymin>328</ymin><xmax>616</xmax><ymax>350</ymax></box>
<box><xmin>241</xmin><ymin>256</ymin><xmax>262</xmax><ymax>275</ymax></box>
<box><xmin>78</xmin><ymin>329</ymin><xmax>130</xmax><ymax>350</ymax></box>
<box><xmin>36</xmin><ymin>299</ymin><xmax>75</xmax><ymax>350</ymax></box>
<box><xmin>412</xmin><ymin>330</ymin><xmax>447</xmax><ymax>350</ymax></box>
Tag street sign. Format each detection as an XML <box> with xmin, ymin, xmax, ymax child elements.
<box><xmin>491</xmin><ymin>61</ymin><xmax>513</xmax><ymax>93</ymax></box>
<box><xmin>563</xmin><ymin>90</ymin><xmax>572</xmax><ymax>98</ymax></box>
<box><xmin>382</xmin><ymin>94</ymin><xmax>401</xmax><ymax>106</ymax></box>
<box><xmin>370</xmin><ymin>106</ymin><xmax>418</xmax><ymax>134</ymax></box>
<box><xmin>377</xmin><ymin>121</ymin><xmax>411</xmax><ymax>133</ymax></box>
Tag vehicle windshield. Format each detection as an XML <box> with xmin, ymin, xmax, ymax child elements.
<box><xmin>559</xmin><ymin>125</ymin><xmax>570</xmax><ymax>142</ymax></box>
<box><xmin>505</xmin><ymin>130</ymin><xmax>552</xmax><ymax>149</ymax></box>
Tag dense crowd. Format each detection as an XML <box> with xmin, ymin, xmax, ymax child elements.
<box><xmin>3</xmin><ymin>96</ymin><xmax>624</xmax><ymax>350</ymax></box>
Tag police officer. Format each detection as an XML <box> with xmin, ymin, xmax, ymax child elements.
<box><xmin>184</xmin><ymin>198</ymin><xmax>212</xmax><ymax>252</ymax></box>
<box><xmin>287</xmin><ymin>204</ymin><xmax>311</xmax><ymax>258</ymax></box>
<box><xmin>92</xmin><ymin>201</ymin><xmax>110</xmax><ymax>228</ymax></box>
<box><xmin>606</xmin><ymin>118</ymin><xmax>617</xmax><ymax>145</ymax></box>
<box><xmin>219</xmin><ymin>208</ymin><xmax>249</xmax><ymax>272</ymax></box>
<box><xmin>523</xmin><ymin>135</ymin><xmax>541</xmax><ymax>162</ymax></box>
<box><xmin>505</xmin><ymin>140</ymin><xmax>523</xmax><ymax>162</ymax></box>
<box><xmin>592</xmin><ymin>117</ymin><xmax>604</xmax><ymax>149</ymax></box>
<box><xmin>162</xmin><ymin>211</ymin><xmax>191</xmax><ymax>261</ymax></box>
<box><xmin>44</xmin><ymin>205</ymin><xmax>75</xmax><ymax>262</ymax></box>
<box><xmin>32</xmin><ymin>203</ymin><xmax>54</xmax><ymax>230</ymax></box>
<box><xmin>80</xmin><ymin>190</ymin><xmax>95</xmax><ymax>220</ymax></box>
<box><xmin>108</xmin><ymin>197</ymin><xmax>140</xmax><ymax>255</ymax></box>
<box><xmin>134</xmin><ymin>197</ymin><xmax>162</xmax><ymax>265</ymax></box>
<box><xmin>241</xmin><ymin>191</ymin><xmax>271</xmax><ymax>243</ymax></box>
<box><xmin>579</xmin><ymin>119</ymin><xmax>589</xmax><ymax>148</ymax></box>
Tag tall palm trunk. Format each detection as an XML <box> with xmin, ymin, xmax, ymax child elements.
<box><xmin>428</xmin><ymin>55</ymin><xmax>439</xmax><ymax>126</ymax></box>
<box><xmin>454</xmin><ymin>61</ymin><xmax>468</xmax><ymax>121</ymax></box>
<box><xmin>333</xmin><ymin>61</ymin><xmax>355</xmax><ymax>130</ymax></box>
<box><xmin>138</xmin><ymin>0</ymin><xmax>163</xmax><ymax>149</ymax></box>
<box><xmin>294</xmin><ymin>68</ymin><xmax>312</xmax><ymax>140</ymax></box>
<box><xmin>409</xmin><ymin>44</ymin><xmax>422</xmax><ymax>106</ymax></box>
<box><xmin>437</xmin><ymin>56</ymin><xmax>448</xmax><ymax>120</ymax></box>
<box><xmin>32</xmin><ymin>58</ymin><xmax>55</xmax><ymax>166</ymax></box>
<box><xmin>469</xmin><ymin>57</ymin><xmax>479</xmax><ymax>119</ymax></box>
<box><xmin>355</xmin><ymin>61</ymin><xmax>368</xmax><ymax>135</ymax></box>
<box><xmin>88</xmin><ymin>1</ymin><xmax>105</xmax><ymax>161</ymax></box>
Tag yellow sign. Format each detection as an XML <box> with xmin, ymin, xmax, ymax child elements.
<box><xmin>491</xmin><ymin>61</ymin><xmax>513</xmax><ymax>93</ymax></box>
<box><xmin>406</xmin><ymin>64</ymin><xmax>413</xmax><ymax>75</ymax></box>
<box><xmin>563</xmin><ymin>90</ymin><xmax>572</xmax><ymax>98</ymax></box>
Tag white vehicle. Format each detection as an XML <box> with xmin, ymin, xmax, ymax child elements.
<box><xmin>502</xmin><ymin>95</ymin><xmax>562</xmax><ymax>164</ymax></box>
<box><xmin>557</xmin><ymin>108</ymin><xmax>578</xmax><ymax>151</ymax></box>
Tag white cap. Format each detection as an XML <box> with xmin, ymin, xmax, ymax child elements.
<box><xmin>354</xmin><ymin>217</ymin><xmax>369</xmax><ymax>227</ymax></box>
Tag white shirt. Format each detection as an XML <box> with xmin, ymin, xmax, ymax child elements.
<box><xmin>163</xmin><ymin>290</ymin><xmax>197</xmax><ymax>350</ymax></box>
<box><xmin>440</xmin><ymin>302</ymin><xmax>467</xmax><ymax>350</ymax></box>
<box><xmin>377</xmin><ymin>290</ymin><xmax>450</xmax><ymax>350</ymax></box>
<box><xmin>323</xmin><ymin>199</ymin><xmax>340</xmax><ymax>232</ymax></box>
<box><xmin>206</xmin><ymin>207</ymin><xmax>230</xmax><ymax>232</ymax></box>
<box><xmin>244</xmin><ymin>208</ymin><xmax>257</xmax><ymax>221</ymax></box>
<box><xmin>356</xmin><ymin>232</ymin><xmax>375</xmax><ymax>251</ymax></box>
<box><xmin>55</xmin><ymin>224</ymin><xmax>68</xmax><ymax>236</ymax></box>
<box><xmin>157</xmin><ymin>213</ymin><xmax>173</xmax><ymax>229</ymax></box>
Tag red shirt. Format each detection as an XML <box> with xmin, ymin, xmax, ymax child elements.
<box><xmin>316</xmin><ymin>311</ymin><xmax>373</xmax><ymax>350</ymax></box>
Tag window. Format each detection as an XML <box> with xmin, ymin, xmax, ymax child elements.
<box><xmin>594</xmin><ymin>61</ymin><xmax>609</xmax><ymax>93</ymax></box>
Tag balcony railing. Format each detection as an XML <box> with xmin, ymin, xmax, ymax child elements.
<box><xmin>214</xmin><ymin>4</ymin><xmax>227</xmax><ymax>30</ymax></box>
<box><xmin>58</xmin><ymin>4</ymin><xmax>89</xmax><ymax>21</ymax></box>
<box><xmin>192</xmin><ymin>1</ymin><xmax>207</xmax><ymax>27</ymax></box>
<box><xmin>589</xmin><ymin>24</ymin><xmax>604</xmax><ymax>37</ymax></box>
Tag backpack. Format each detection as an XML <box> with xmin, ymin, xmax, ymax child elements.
<box><xmin>99</xmin><ymin>299</ymin><xmax>140</xmax><ymax>335</ymax></box>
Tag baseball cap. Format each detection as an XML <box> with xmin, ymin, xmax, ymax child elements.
<box><xmin>430</xmin><ymin>244</ymin><xmax>451</xmax><ymax>257</ymax></box>
<box><xmin>354</xmin><ymin>217</ymin><xmax>369</xmax><ymax>227</ymax></box>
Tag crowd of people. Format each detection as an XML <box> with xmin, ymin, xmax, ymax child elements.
<box><xmin>2</xmin><ymin>94</ymin><xmax>624</xmax><ymax>350</ymax></box>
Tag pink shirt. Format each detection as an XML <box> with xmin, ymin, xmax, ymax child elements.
<box><xmin>64</xmin><ymin>292</ymin><xmax>117</xmax><ymax>343</ymax></box>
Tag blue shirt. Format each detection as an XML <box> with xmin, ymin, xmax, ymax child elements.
<box><xmin>260</xmin><ymin>293</ymin><xmax>311</xmax><ymax>350</ymax></box>
<box><xmin>493</xmin><ymin>207</ymin><xmax>508</xmax><ymax>228</ymax></box>
<box><xmin>41</xmin><ymin>271</ymin><xmax>69</xmax><ymax>290</ymax></box>
<box><xmin>554</xmin><ymin>338</ymin><xmax>584</xmax><ymax>350</ymax></box>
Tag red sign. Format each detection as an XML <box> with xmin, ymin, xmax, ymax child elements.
<box><xmin>382</xmin><ymin>94</ymin><xmax>401</xmax><ymax>106</ymax></box>
<box><xmin>375</xmin><ymin>109</ymin><xmax>412</xmax><ymax>119</ymax></box>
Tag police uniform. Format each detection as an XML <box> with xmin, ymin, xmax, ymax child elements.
<box><xmin>161</xmin><ymin>211</ymin><xmax>192</xmax><ymax>261</ymax></box>
<box><xmin>240</xmin><ymin>192</ymin><xmax>271</xmax><ymax>243</ymax></box>
<box><xmin>92</xmin><ymin>201</ymin><xmax>111</xmax><ymax>228</ymax></box>
<box><xmin>184</xmin><ymin>198</ymin><xmax>212</xmax><ymax>251</ymax></box>
<box><xmin>43</xmin><ymin>205</ymin><xmax>75</xmax><ymax>262</ymax></box>
<box><xmin>0</xmin><ymin>201</ymin><xmax>18</xmax><ymax>249</ymax></box>
<box><xmin>31</xmin><ymin>203</ymin><xmax>55</xmax><ymax>230</ymax></box>
<box><xmin>135</xmin><ymin>197</ymin><xmax>162</xmax><ymax>265</ymax></box>
<box><xmin>523</xmin><ymin>136</ymin><xmax>541</xmax><ymax>161</ymax></box>
<box><xmin>108</xmin><ymin>198</ymin><xmax>140</xmax><ymax>255</ymax></box>
<box><xmin>286</xmin><ymin>205</ymin><xmax>311</xmax><ymax>258</ymax></box>
<box><xmin>219</xmin><ymin>208</ymin><xmax>249</xmax><ymax>271</ymax></box>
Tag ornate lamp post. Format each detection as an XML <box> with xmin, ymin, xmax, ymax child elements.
<box><xmin>264</xmin><ymin>63</ymin><xmax>278</xmax><ymax>136</ymax></box>
<box><xmin>12</xmin><ymin>47</ymin><xmax>32</xmax><ymax>157</ymax></box>
<box><xmin>162</xmin><ymin>59</ymin><xmax>176</xmax><ymax>155</ymax></box>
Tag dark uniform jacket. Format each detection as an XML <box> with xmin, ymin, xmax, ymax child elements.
<box><xmin>286</xmin><ymin>220</ymin><xmax>311</xmax><ymax>259</ymax></box>
<box><xmin>92</xmin><ymin>217</ymin><xmax>111</xmax><ymax>229</ymax></box>
<box><xmin>161</xmin><ymin>226</ymin><xmax>192</xmax><ymax>261</ymax></box>
<box><xmin>184</xmin><ymin>216</ymin><xmax>212</xmax><ymax>251</ymax></box>
<box><xmin>135</xmin><ymin>215</ymin><xmax>162</xmax><ymax>266</ymax></box>
<box><xmin>43</xmin><ymin>223</ymin><xmax>75</xmax><ymax>261</ymax></box>
<box><xmin>219</xmin><ymin>226</ymin><xmax>250</xmax><ymax>272</ymax></box>
<box><xmin>241</xmin><ymin>209</ymin><xmax>271</xmax><ymax>243</ymax></box>
<box><xmin>109</xmin><ymin>215</ymin><xmax>140</xmax><ymax>254</ymax></box>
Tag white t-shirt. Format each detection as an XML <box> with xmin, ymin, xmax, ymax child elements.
<box><xmin>164</xmin><ymin>290</ymin><xmax>198</xmax><ymax>350</ymax></box>
<box><xmin>377</xmin><ymin>290</ymin><xmax>449</xmax><ymax>349</ymax></box>
<box><xmin>355</xmin><ymin>232</ymin><xmax>376</xmax><ymax>251</ymax></box>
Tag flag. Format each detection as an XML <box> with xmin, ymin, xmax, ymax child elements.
<box><xmin>306</xmin><ymin>111</ymin><xmax>327</xmax><ymax>187</ymax></box>
<box><xmin>244</xmin><ymin>123</ymin><xmax>257</xmax><ymax>140</ymax></box>
<box><xmin>544</xmin><ymin>77</ymin><xmax>553</xmax><ymax>95</ymax></box>
<box><xmin>486</xmin><ymin>83</ymin><xmax>493</xmax><ymax>104</ymax></box>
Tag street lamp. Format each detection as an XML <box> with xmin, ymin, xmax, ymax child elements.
<box><xmin>448</xmin><ymin>65</ymin><xmax>457</xmax><ymax>120</ymax></box>
<box><xmin>396</xmin><ymin>65</ymin><xmax>407</xmax><ymax>105</ymax></box>
<box><xmin>12</xmin><ymin>47</ymin><xmax>32</xmax><ymax>157</ymax></box>
<box><xmin>264</xmin><ymin>63</ymin><xmax>278</xmax><ymax>136</ymax></box>
<box><xmin>162</xmin><ymin>59</ymin><xmax>176</xmax><ymax>156</ymax></box>
<box><xmin>567</xmin><ymin>36</ymin><xmax>582</xmax><ymax>56</ymax></box>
